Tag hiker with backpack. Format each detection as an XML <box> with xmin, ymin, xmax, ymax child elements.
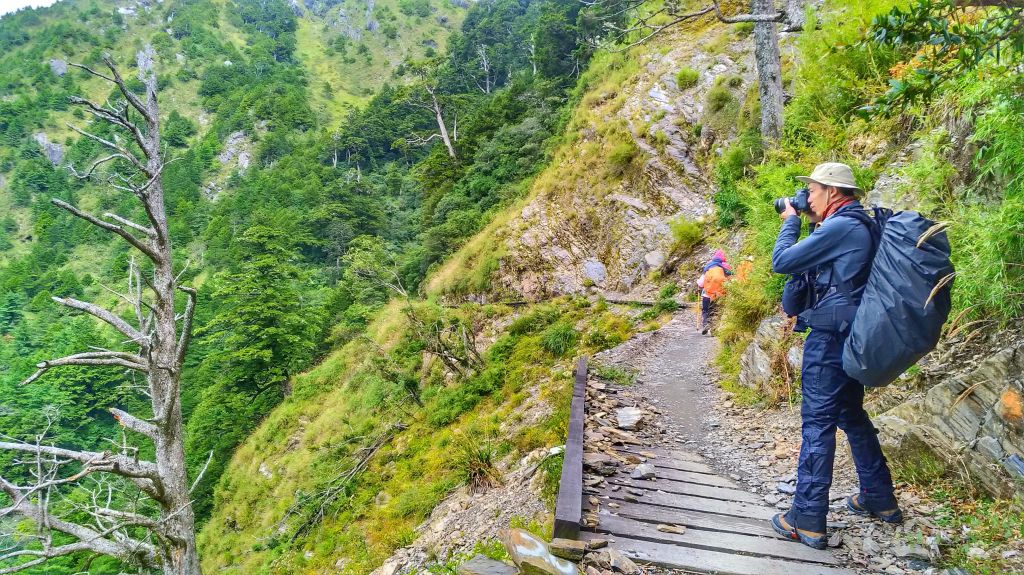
<box><xmin>768</xmin><ymin>162</ymin><xmax>904</xmax><ymax>550</ymax></box>
<box><xmin>696</xmin><ymin>249</ymin><xmax>732</xmax><ymax>335</ymax></box>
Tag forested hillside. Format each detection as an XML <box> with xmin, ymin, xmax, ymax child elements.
<box><xmin>0</xmin><ymin>0</ymin><xmax>596</xmax><ymax>572</ymax></box>
<box><xmin>2</xmin><ymin>0</ymin><xmax>1023</xmax><ymax>573</ymax></box>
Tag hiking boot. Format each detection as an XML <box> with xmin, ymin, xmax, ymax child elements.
<box><xmin>700</xmin><ymin>327</ymin><xmax>709</xmax><ymax>335</ymax></box>
<box><xmin>846</xmin><ymin>494</ymin><xmax>904</xmax><ymax>524</ymax></box>
<box><xmin>770</xmin><ymin>513</ymin><xmax>827</xmax><ymax>550</ymax></box>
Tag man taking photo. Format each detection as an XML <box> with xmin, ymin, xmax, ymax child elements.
<box><xmin>769</xmin><ymin>162</ymin><xmax>902</xmax><ymax>550</ymax></box>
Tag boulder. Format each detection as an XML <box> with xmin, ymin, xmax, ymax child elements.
<box><xmin>643</xmin><ymin>250</ymin><xmax>666</xmax><ymax>270</ymax></box>
<box><xmin>877</xmin><ymin>342</ymin><xmax>1024</xmax><ymax>497</ymax></box>
<box><xmin>459</xmin><ymin>554</ymin><xmax>519</xmax><ymax>575</ymax></box>
<box><xmin>501</xmin><ymin>529</ymin><xmax>578</xmax><ymax>575</ymax></box>
<box><xmin>32</xmin><ymin>132</ymin><xmax>63</xmax><ymax>166</ymax></box>
<box><xmin>49</xmin><ymin>59</ymin><xmax>67</xmax><ymax>76</ymax></box>
<box><xmin>583</xmin><ymin>259</ymin><xmax>607</xmax><ymax>286</ymax></box>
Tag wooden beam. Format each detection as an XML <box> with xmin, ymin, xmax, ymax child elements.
<box><xmin>553</xmin><ymin>356</ymin><xmax>588</xmax><ymax>540</ymax></box>
<box><xmin>577</xmin><ymin>533</ymin><xmax>857</xmax><ymax>575</ymax></box>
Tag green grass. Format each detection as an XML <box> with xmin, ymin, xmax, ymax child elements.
<box><xmin>669</xmin><ymin>216</ymin><xmax>704</xmax><ymax>254</ymax></box>
<box><xmin>198</xmin><ymin>297</ymin><xmax>635</xmax><ymax>574</ymax></box>
<box><xmin>676</xmin><ymin>67</ymin><xmax>699</xmax><ymax>89</ymax></box>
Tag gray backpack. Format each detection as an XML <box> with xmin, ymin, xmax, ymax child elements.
<box><xmin>841</xmin><ymin>209</ymin><xmax>954</xmax><ymax>387</ymax></box>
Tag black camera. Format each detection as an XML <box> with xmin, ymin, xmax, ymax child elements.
<box><xmin>774</xmin><ymin>187</ymin><xmax>810</xmax><ymax>215</ymax></box>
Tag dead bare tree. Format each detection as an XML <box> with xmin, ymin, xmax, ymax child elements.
<box><xmin>584</xmin><ymin>0</ymin><xmax>794</xmax><ymax>141</ymax></box>
<box><xmin>475</xmin><ymin>44</ymin><xmax>494</xmax><ymax>94</ymax></box>
<box><xmin>403</xmin><ymin>60</ymin><xmax>459</xmax><ymax>159</ymax></box>
<box><xmin>406</xmin><ymin>83</ymin><xmax>459</xmax><ymax>159</ymax></box>
<box><xmin>0</xmin><ymin>47</ymin><xmax>202</xmax><ymax>575</ymax></box>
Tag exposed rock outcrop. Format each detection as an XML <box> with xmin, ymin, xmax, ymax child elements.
<box><xmin>32</xmin><ymin>132</ymin><xmax>63</xmax><ymax>166</ymax></box>
<box><xmin>464</xmin><ymin>28</ymin><xmax>754</xmax><ymax>301</ymax></box>
<box><xmin>49</xmin><ymin>58</ymin><xmax>67</xmax><ymax>76</ymax></box>
<box><xmin>738</xmin><ymin>314</ymin><xmax>802</xmax><ymax>391</ymax></box>
<box><xmin>876</xmin><ymin>341</ymin><xmax>1024</xmax><ymax>497</ymax></box>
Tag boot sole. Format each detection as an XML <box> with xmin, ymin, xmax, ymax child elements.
<box><xmin>846</xmin><ymin>496</ymin><xmax>903</xmax><ymax>524</ymax></box>
<box><xmin>770</xmin><ymin>514</ymin><xmax>827</xmax><ymax>550</ymax></box>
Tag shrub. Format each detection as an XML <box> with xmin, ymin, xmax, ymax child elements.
<box><xmin>676</xmin><ymin>67</ymin><xmax>699</xmax><ymax>89</ymax></box>
<box><xmin>453</xmin><ymin>436</ymin><xmax>502</xmax><ymax>492</ymax></box>
<box><xmin>706</xmin><ymin>84</ymin><xmax>734</xmax><ymax>113</ymax></box>
<box><xmin>607</xmin><ymin>139</ymin><xmax>640</xmax><ymax>177</ymax></box>
<box><xmin>669</xmin><ymin>216</ymin><xmax>703</xmax><ymax>253</ymax></box>
<box><xmin>508</xmin><ymin>305</ymin><xmax>560</xmax><ymax>336</ymax></box>
<box><xmin>541</xmin><ymin>322</ymin><xmax>578</xmax><ymax>356</ymax></box>
<box><xmin>584</xmin><ymin>313</ymin><xmax>631</xmax><ymax>349</ymax></box>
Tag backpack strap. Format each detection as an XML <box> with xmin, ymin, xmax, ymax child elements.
<box><xmin>799</xmin><ymin>207</ymin><xmax>884</xmax><ymax>333</ymax></box>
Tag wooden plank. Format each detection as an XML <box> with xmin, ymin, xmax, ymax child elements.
<box><xmin>578</xmin><ymin>533</ymin><xmax>856</xmax><ymax>575</ymax></box>
<box><xmin>640</xmin><ymin>466</ymin><xmax>741</xmax><ymax>488</ymax></box>
<box><xmin>553</xmin><ymin>356</ymin><xmax>588</xmax><ymax>539</ymax></box>
<box><xmin>590</xmin><ymin>513</ymin><xmax>840</xmax><ymax>565</ymax></box>
<box><xmin>619</xmin><ymin>446</ymin><xmax>707</xmax><ymax>464</ymax></box>
<box><xmin>605</xmin><ymin>477</ymin><xmax>762</xmax><ymax>504</ymax></box>
<box><xmin>640</xmin><ymin>457</ymin><xmax>716</xmax><ymax>474</ymax></box>
<box><xmin>584</xmin><ymin>501</ymin><xmax>779</xmax><ymax>538</ymax></box>
<box><xmin>610</xmin><ymin>456</ymin><xmax>715</xmax><ymax>475</ymax></box>
<box><xmin>603</xmin><ymin>489</ymin><xmax>777</xmax><ymax>520</ymax></box>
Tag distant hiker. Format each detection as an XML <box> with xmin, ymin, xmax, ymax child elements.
<box><xmin>769</xmin><ymin>162</ymin><xmax>901</xmax><ymax>550</ymax></box>
<box><xmin>696</xmin><ymin>249</ymin><xmax>732</xmax><ymax>335</ymax></box>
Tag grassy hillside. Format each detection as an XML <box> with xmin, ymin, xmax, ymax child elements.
<box><xmin>296</xmin><ymin>0</ymin><xmax>465</xmax><ymax>123</ymax></box>
<box><xmin>198</xmin><ymin>296</ymin><xmax>635</xmax><ymax>573</ymax></box>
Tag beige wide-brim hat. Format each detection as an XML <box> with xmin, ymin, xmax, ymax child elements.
<box><xmin>796</xmin><ymin>162</ymin><xmax>861</xmax><ymax>191</ymax></box>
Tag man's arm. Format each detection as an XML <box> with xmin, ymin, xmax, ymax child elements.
<box><xmin>772</xmin><ymin>216</ymin><xmax>852</xmax><ymax>275</ymax></box>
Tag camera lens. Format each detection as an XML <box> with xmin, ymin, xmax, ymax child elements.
<box><xmin>774</xmin><ymin>198</ymin><xmax>787</xmax><ymax>214</ymax></box>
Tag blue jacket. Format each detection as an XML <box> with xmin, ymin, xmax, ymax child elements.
<box><xmin>772</xmin><ymin>202</ymin><xmax>875</xmax><ymax>313</ymax></box>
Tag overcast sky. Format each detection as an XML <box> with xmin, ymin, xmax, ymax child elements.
<box><xmin>0</xmin><ymin>0</ymin><xmax>61</xmax><ymax>18</ymax></box>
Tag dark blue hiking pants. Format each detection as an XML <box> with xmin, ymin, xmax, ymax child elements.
<box><xmin>784</xmin><ymin>328</ymin><xmax>897</xmax><ymax>533</ymax></box>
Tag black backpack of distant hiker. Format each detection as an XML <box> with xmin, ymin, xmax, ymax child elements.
<box><xmin>841</xmin><ymin>209</ymin><xmax>955</xmax><ymax>387</ymax></box>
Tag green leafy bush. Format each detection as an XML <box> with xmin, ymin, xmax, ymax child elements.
<box><xmin>607</xmin><ymin>139</ymin><xmax>640</xmax><ymax>177</ymax></box>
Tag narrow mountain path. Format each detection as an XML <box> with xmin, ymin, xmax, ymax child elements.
<box><xmin>580</xmin><ymin>313</ymin><xmax>857</xmax><ymax>575</ymax></box>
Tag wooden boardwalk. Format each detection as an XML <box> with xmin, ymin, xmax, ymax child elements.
<box><xmin>555</xmin><ymin>358</ymin><xmax>855</xmax><ymax>575</ymax></box>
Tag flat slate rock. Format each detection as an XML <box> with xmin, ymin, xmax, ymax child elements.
<box><xmin>616</xmin><ymin>407</ymin><xmax>644</xmax><ymax>430</ymax></box>
<box><xmin>459</xmin><ymin>554</ymin><xmax>519</xmax><ymax>575</ymax></box>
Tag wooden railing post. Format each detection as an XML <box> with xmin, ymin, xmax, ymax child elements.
<box><xmin>553</xmin><ymin>356</ymin><xmax>587</xmax><ymax>540</ymax></box>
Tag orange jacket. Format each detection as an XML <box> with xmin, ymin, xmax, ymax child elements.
<box><xmin>703</xmin><ymin>266</ymin><xmax>727</xmax><ymax>301</ymax></box>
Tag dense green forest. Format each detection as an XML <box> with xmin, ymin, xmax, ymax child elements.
<box><xmin>2</xmin><ymin>0</ymin><xmax>1024</xmax><ymax>573</ymax></box>
<box><xmin>0</xmin><ymin>0</ymin><xmax>606</xmax><ymax>571</ymax></box>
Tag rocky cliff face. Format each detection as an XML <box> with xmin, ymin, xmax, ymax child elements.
<box><xmin>876</xmin><ymin>336</ymin><xmax>1024</xmax><ymax>497</ymax></box>
<box><xmin>482</xmin><ymin>28</ymin><xmax>755</xmax><ymax>300</ymax></box>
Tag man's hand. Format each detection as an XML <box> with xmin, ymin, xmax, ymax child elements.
<box><xmin>779</xmin><ymin>199</ymin><xmax>798</xmax><ymax>220</ymax></box>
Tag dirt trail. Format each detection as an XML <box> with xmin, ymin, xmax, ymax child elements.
<box><xmin>593</xmin><ymin>311</ymin><xmax>943</xmax><ymax>575</ymax></box>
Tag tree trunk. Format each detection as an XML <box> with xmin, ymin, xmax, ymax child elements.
<box><xmin>752</xmin><ymin>0</ymin><xmax>785</xmax><ymax>142</ymax></box>
<box><xmin>428</xmin><ymin>88</ymin><xmax>457</xmax><ymax>159</ymax></box>
<box><xmin>783</xmin><ymin>0</ymin><xmax>805</xmax><ymax>31</ymax></box>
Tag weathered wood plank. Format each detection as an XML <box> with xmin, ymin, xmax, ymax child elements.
<box><xmin>619</xmin><ymin>446</ymin><xmax>707</xmax><ymax>464</ymax></box>
<box><xmin>637</xmin><ymin>466</ymin><xmax>741</xmax><ymax>488</ymax></box>
<box><xmin>553</xmin><ymin>356</ymin><xmax>587</xmax><ymax>539</ymax></box>
<box><xmin>578</xmin><ymin>533</ymin><xmax>856</xmax><ymax>575</ymax></box>
<box><xmin>590</xmin><ymin>513</ymin><xmax>840</xmax><ymax>565</ymax></box>
<box><xmin>603</xmin><ymin>489</ymin><xmax>777</xmax><ymax>520</ymax></box>
<box><xmin>619</xmin><ymin>456</ymin><xmax>715</xmax><ymax>475</ymax></box>
<box><xmin>584</xmin><ymin>500</ymin><xmax>779</xmax><ymax>538</ymax></box>
<box><xmin>638</xmin><ymin>457</ymin><xmax>717</xmax><ymax>474</ymax></box>
<box><xmin>605</xmin><ymin>477</ymin><xmax>762</xmax><ymax>504</ymax></box>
